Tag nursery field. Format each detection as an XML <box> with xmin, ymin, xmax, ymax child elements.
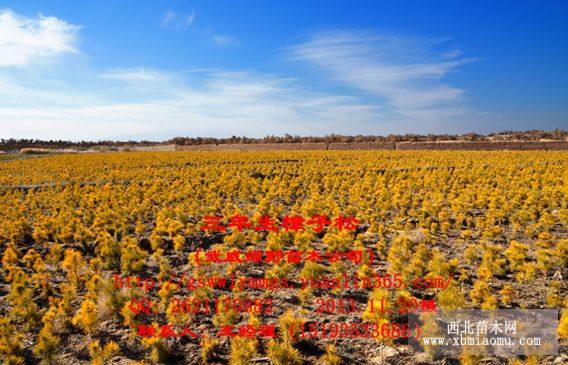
<box><xmin>0</xmin><ymin>150</ymin><xmax>566</xmax><ymax>364</ymax></box>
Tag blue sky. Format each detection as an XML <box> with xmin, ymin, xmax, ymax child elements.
<box><xmin>0</xmin><ymin>0</ymin><xmax>567</xmax><ymax>140</ymax></box>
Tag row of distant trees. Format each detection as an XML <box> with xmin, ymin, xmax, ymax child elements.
<box><xmin>0</xmin><ymin>139</ymin><xmax>158</xmax><ymax>152</ymax></box>
<box><xmin>170</xmin><ymin>129</ymin><xmax>568</xmax><ymax>145</ymax></box>
<box><xmin>1</xmin><ymin>129</ymin><xmax>566</xmax><ymax>151</ymax></box>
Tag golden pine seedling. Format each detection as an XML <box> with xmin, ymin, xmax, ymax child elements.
<box><xmin>89</xmin><ymin>340</ymin><xmax>120</xmax><ymax>365</ymax></box>
<box><xmin>72</xmin><ymin>299</ymin><xmax>98</xmax><ymax>334</ymax></box>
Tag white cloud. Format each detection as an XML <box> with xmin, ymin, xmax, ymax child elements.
<box><xmin>0</xmin><ymin>68</ymin><xmax>380</xmax><ymax>140</ymax></box>
<box><xmin>288</xmin><ymin>30</ymin><xmax>475</xmax><ymax>121</ymax></box>
<box><xmin>161</xmin><ymin>10</ymin><xmax>195</xmax><ymax>31</ymax></box>
<box><xmin>0</xmin><ymin>9</ymin><xmax>79</xmax><ymax>67</ymax></box>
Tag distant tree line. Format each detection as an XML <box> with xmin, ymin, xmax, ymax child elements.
<box><xmin>1</xmin><ymin>129</ymin><xmax>566</xmax><ymax>151</ymax></box>
<box><xmin>170</xmin><ymin>129</ymin><xmax>568</xmax><ymax>145</ymax></box>
<box><xmin>0</xmin><ymin>139</ymin><xmax>159</xmax><ymax>152</ymax></box>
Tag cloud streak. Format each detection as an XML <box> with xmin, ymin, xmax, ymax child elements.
<box><xmin>287</xmin><ymin>30</ymin><xmax>475</xmax><ymax>121</ymax></box>
<box><xmin>210</xmin><ymin>34</ymin><xmax>240</xmax><ymax>47</ymax></box>
<box><xmin>98</xmin><ymin>67</ymin><xmax>172</xmax><ymax>83</ymax></box>
<box><xmin>161</xmin><ymin>10</ymin><xmax>195</xmax><ymax>31</ymax></box>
